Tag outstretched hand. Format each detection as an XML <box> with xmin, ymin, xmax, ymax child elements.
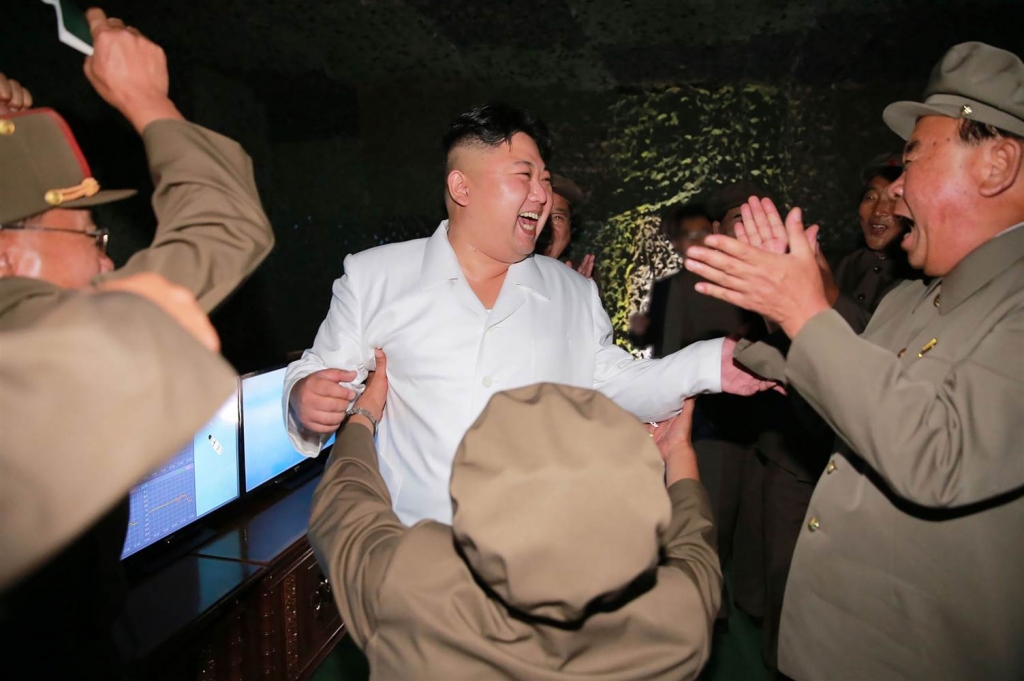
<box><xmin>685</xmin><ymin>199</ymin><xmax>831</xmax><ymax>339</ymax></box>
<box><xmin>83</xmin><ymin>7</ymin><xmax>183</xmax><ymax>133</ymax></box>
<box><xmin>646</xmin><ymin>398</ymin><xmax>699</xmax><ymax>485</ymax></box>
<box><xmin>735</xmin><ymin>197</ymin><xmax>838</xmax><ymax>305</ymax></box>
<box><xmin>720</xmin><ymin>337</ymin><xmax>783</xmax><ymax>395</ymax></box>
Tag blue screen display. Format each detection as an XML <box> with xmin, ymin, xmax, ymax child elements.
<box><xmin>242</xmin><ymin>368</ymin><xmax>334</xmax><ymax>493</ymax></box>
<box><xmin>121</xmin><ymin>392</ymin><xmax>240</xmax><ymax>559</ymax></box>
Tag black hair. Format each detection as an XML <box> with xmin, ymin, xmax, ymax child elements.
<box><xmin>957</xmin><ymin>119</ymin><xmax>1024</xmax><ymax>145</ymax></box>
<box><xmin>859</xmin><ymin>165</ymin><xmax>904</xmax><ymax>205</ymax></box>
<box><xmin>442</xmin><ymin>104</ymin><xmax>552</xmax><ymax>168</ymax></box>
<box><xmin>660</xmin><ymin>202</ymin><xmax>711</xmax><ymax>241</ymax></box>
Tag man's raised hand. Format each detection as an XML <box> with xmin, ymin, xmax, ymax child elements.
<box><xmin>83</xmin><ymin>7</ymin><xmax>183</xmax><ymax>133</ymax></box>
<box><xmin>685</xmin><ymin>204</ymin><xmax>830</xmax><ymax>339</ymax></box>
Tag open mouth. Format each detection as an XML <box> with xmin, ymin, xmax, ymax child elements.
<box><xmin>518</xmin><ymin>211</ymin><xmax>540</xmax><ymax>233</ymax></box>
<box><xmin>899</xmin><ymin>216</ymin><xmax>916</xmax><ymax>245</ymax></box>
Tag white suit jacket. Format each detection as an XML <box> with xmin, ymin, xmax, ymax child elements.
<box><xmin>285</xmin><ymin>222</ymin><xmax>723</xmax><ymax>524</ymax></box>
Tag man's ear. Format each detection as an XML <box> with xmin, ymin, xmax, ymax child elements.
<box><xmin>446</xmin><ymin>170</ymin><xmax>471</xmax><ymax>208</ymax></box>
<box><xmin>711</xmin><ymin>219</ymin><xmax>722</xmax><ymax>235</ymax></box>
<box><xmin>978</xmin><ymin>136</ymin><xmax>1023</xmax><ymax>198</ymax></box>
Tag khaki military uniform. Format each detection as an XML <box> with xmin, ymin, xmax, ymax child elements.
<box><xmin>0</xmin><ymin>119</ymin><xmax>273</xmax><ymax>671</ymax></box>
<box><xmin>744</xmin><ymin>224</ymin><xmax>1024</xmax><ymax>680</ymax></box>
<box><xmin>310</xmin><ymin>386</ymin><xmax>722</xmax><ymax>680</ymax></box>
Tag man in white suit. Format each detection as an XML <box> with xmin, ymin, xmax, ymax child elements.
<box><xmin>285</xmin><ymin>104</ymin><xmax>773</xmax><ymax>525</ymax></box>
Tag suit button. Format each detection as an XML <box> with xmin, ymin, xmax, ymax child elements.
<box><xmin>826</xmin><ymin>460</ymin><xmax>836</xmax><ymax>474</ymax></box>
<box><xmin>873</xmin><ymin>265</ymin><xmax>882</xmax><ymax>273</ymax></box>
<box><xmin>808</xmin><ymin>517</ymin><xmax>820</xmax><ymax>532</ymax></box>
<box><xmin>482</xmin><ymin>377</ymin><xmax>493</xmax><ymax>388</ymax></box>
<box><xmin>856</xmin><ymin>293</ymin><xmax>866</xmax><ymax>301</ymax></box>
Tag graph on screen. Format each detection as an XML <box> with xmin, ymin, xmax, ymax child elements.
<box><xmin>121</xmin><ymin>392</ymin><xmax>240</xmax><ymax>559</ymax></box>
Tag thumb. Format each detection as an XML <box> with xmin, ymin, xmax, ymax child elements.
<box><xmin>373</xmin><ymin>348</ymin><xmax>387</xmax><ymax>373</ymax></box>
<box><xmin>786</xmin><ymin>207</ymin><xmax>811</xmax><ymax>257</ymax></box>
<box><xmin>805</xmin><ymin>223</ymin><xmax>822</xmax><ymax>255</ymax></box>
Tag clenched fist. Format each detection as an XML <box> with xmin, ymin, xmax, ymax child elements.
<box><xmin>288</xmin><ymin>368</ymin><xmax>359</xmax><ymax>434</ymax></box>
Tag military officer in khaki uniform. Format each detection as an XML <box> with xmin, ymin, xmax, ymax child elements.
<box><xmin>684</xmin><ymin>42</ymin><xmax>1024</xmax><ymax>679</ymax></box>
<box><xmin>311</xmin><ymin>352</ymin><xmax>721</xmax><ymax>680</ymax></box>
<box><xmin>0</xmin><ymin>8</ymin><xmax>274</xmax><ymax>674</ymax></box>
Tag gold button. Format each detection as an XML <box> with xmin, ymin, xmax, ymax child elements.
<box><xmin>826</xmin><ymin>460</ymin><xmax>836</xmax><ymax>474</ymax></box>
<box><xmin>44</xmin><ymin>190</ymin><xmax>64</xmax><ymax>206</ymax></box>
<box><xmin>808</xmin><ymin>517</ymin><xmax>820</xmax><ymax>532</ymax></box>
<box><xmin>0</xmin><ymin>119</ymin><xmax>14</xmax><ymax>136</ymax></box>
<box><xmin>933</xmin><ymin>294</ymin><xmax>941</xmax><ymax>308</ymax></box>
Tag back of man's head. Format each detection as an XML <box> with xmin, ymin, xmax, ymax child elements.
<box><xmin>449</xmin><ymin>383</ymin><xmax>670</xmax><ymax>624</ymax></box>
<box><xmin>442</xmin><ymin>104</ymin><xmax>552</xmax><ymax>172</ymax></box>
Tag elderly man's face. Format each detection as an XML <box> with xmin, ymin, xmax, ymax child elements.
<box><xmin>888</xmin><ymin>116</ymin><xmax>983</xmax><ymax>276</ymax></box>
<box><xmin>0</xmin><ymin>208</ymin><xmax>113</xmax><ymax>288</ymax></box>
<box><xmin>455</xmin><ymin>132</ymin><xmax>552</xmax><ymax>264</ymax></box>
<box><xmin>543</xmin><ymin>192</ymin><xmax>572</xmax><ymax>259</ymax></box>
<box><xmin>859</xmin><ymin>174</ymin><xmax>903</xmax><ymax>252</ymax></box>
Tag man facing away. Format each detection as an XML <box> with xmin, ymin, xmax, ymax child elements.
<box><xmin>310</xmin><ymin>350</ymin><xmax>721</xmax><ymax>680</ymax></box>
<box><xmin>685</xmin><ymin>41</ymin><xmax>1024</xmax><ymax>680</ymax></box>
<box><xmin>286</xmin><ymin>104</ymin><xmax>773</xmax><ymax>525</ymax></box>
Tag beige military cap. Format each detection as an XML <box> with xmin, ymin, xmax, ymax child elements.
<box><xmin>884</xmin><ymin>42</ymin><xmax>1024</xmax><ymax>140</ymax></box>
<box><xmin>0</xmin><ymin>108</ymin><xmax>135</xmax><ymax>224</ymax></box>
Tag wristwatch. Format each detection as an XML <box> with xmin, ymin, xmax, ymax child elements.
<box><xmin>347</xmin><ymin>405</ymin><xmax>379</xmax><ymax>434</ymax></box>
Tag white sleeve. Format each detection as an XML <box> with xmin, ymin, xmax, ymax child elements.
<box><xmin>283</xmin><ymin>254</ymin><xmax>373</xmax><ymax>456</ymax></box>
<box><xmin>589</xmin><ymin>280</ymin><xmax>723</xmax><ymax>422</ymax></box>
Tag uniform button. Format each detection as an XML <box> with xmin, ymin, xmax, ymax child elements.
<box><xmin>856</xmin><ymin>293</ymin><xmax>866</xmax><ymax>301</ymax></box>
<box><xmin>482</xmin><ymin>376</ymin><xmax>493</xmax><ymax>388</ymax></box>
<box><xmin>872</xmin><ymin>265</ymin><xmax>882</xmax><ymax>273</ymax></box>
<box><xmin>826</xmin><ymin>460</ymin><xmax>836</xmax><ymax>474</ymax></box>
<box><xmin>808</xmin><ymin>517</ymin><xmax>820</xmax><ymax>532</ymax></box>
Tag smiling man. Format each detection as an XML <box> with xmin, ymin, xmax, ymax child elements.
<box><xmin>285</xmin><ymin>104</ymin><xmax>774</xmax><ymax>525</ymax></box>
<box><xmin>684</xmin><ymin>42</ymin><xmax>1024</xmax><ymax>680</ymax></box>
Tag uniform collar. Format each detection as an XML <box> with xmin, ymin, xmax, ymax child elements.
<box><xmin>419</xmin><ymin>220</ymin><xmax>550</xmax><ymax>300</ymax></box>
<box><xmin>940</xmin><ymin>221</ymin><xmax>1024</xmax><ymax>314</ymax></box>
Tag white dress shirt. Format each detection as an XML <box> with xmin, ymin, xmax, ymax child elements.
<box><xmin>285</xmin><ymin>222</ymin><xmax>723</xmax><ymax>525</ymax></box>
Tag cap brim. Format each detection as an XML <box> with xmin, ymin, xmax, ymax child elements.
<box><xmin>61</xmin><ymin>188</ymin><xmax>137</xmax><ymax>210</ymax></box>
<box><xmin>882</xmin><ymin>101</ymin><xmax>962</xmax><ymax>140</ymax></box>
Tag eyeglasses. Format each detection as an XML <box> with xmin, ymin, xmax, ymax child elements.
<box><xmin>0</xmin><ymin>224</ymin><xmax>109</xmax><ymax>255</ymax></box>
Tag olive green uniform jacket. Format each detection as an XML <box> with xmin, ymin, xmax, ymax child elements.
<box><xmin>737</xmin><ymin>223</ymin><xmax>1024</xmax><ymax>680</ymax></box>
<box><xmin>310</xmin><ymin>423</ymin><xmax>722</xmax><ymax>681</ymax></box>
<box><xmin>0</xmin><ymin>119</ymin><xmax>274</xmax><ymax>588</ymax></box>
